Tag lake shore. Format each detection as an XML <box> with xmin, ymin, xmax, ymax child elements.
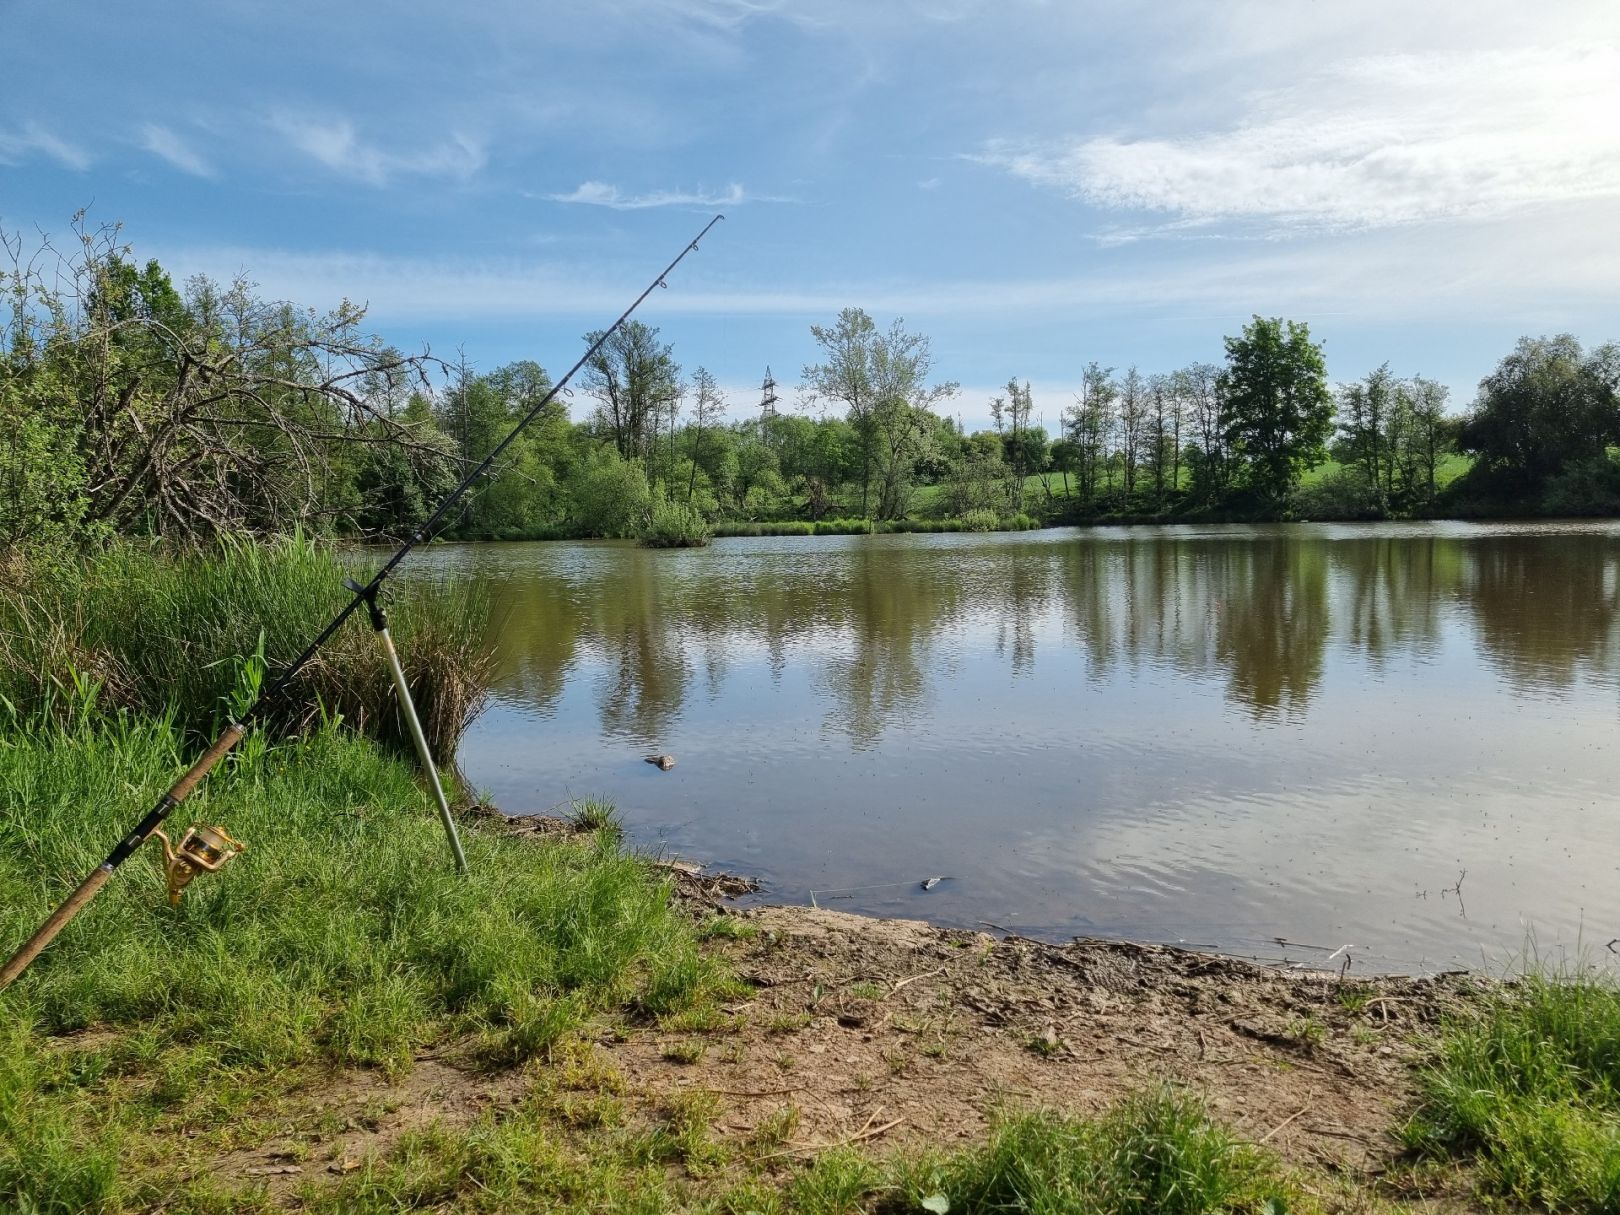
<box><xmin>181</xmin><ymin>805</ymin><xmax>1488</xmax><ymax>1204</ymax></box>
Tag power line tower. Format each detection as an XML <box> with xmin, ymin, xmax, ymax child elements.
<box><xmin>759</xmin><ymin>367</ymin><xmax>779</xmax><ymax>423</ymax></box>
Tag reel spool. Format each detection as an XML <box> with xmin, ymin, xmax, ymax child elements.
<box><xmin>150</xmin><ymin>824</ymin><xmax>246</xmax><ymax>907</ymax></box>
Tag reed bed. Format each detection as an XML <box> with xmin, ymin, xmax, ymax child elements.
<box><xmin>0</xmin><ymin>535</ymin><xmax>489</xmax><ymax>760</ymax></box>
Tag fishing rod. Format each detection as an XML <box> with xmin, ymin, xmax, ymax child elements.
<box><xmin>0</xmin><ymin>214</ymin><xmax>725</xmax><ymax>992</ymax></box>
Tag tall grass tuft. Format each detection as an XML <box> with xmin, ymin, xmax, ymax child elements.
<box><xmin>892</xmin><ymin>1089</ymin><xmax>1297</xmax><ymax>1215</ymax></box>
<box><xmin>1404</xmin><ymin>969</ymin><xmax>1620</xmax><ymax>1211</ymax></box>
<box><xmin>0</xmin><ymin>535</ymin><xmax>489</xmax><ymax>759</ymax></box>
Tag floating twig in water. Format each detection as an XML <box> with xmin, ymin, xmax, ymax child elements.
<box><xmin>1442</xmin><ymin>868</ymin><xmax>1468</xmax><ymax>917</ymax></box>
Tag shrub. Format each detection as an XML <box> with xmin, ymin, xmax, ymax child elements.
<box><xmin>567</xmin><ymin>450</ymin><xmax>650</xmax><ymax>538</ymax></box>
<box><xmin>960</xmin><ymin>508</ymin><xmax>999</xmax><ymax>532</ymax></box>
<box><xmin>1289</xmin><ymin>468</ymin><xmax>1386</xmax><ymax>520</ymax></box>
<box><xmin>1541</xmin><ymin>452</ymin><xmax>1620</xmax><ymax>517</ymax></box>
<box><xmin>638</xmin><ymin>499</ymin><xmax>712</xmax><ymax>549</ymax></box>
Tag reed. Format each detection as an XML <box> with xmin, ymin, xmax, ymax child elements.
<box><xmin>0</xmin><ymin>535</ymin><xmax>489</xmax><ymax>759</ymax></box>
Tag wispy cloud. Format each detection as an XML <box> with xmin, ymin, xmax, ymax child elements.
<box><xmin>976</xmin><ymin>44</ymin><xmax>1620</xmax><ymax>236</ymax></box>
<box><xmin>543</xmin><ymin>180</ymin><xmax>748</xmax><ymax>210</ymax></box>
<box><xmin>271</xmin><ymin>114</ymin><xmax>485</xmax><ymax>186</ymax></box>
<box><xmin>158</xmin><ymin>204</ymin><xmax>1620</xmax><ymax>326</ymax></box>
<box><xmin>139</xmin><ymin>123</ymin><xmax>214</xmax><ymax>178</ymax></box>
<box><xmin>0</xmin><ymin>122</ymin><xmax>90</xmax><ymax>170</ymax></box>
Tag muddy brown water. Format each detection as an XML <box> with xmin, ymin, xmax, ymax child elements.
<box><xmin>411</xmin><ymin>521</ymin><xmax>1620</xmax><ymax>974</ymax></box>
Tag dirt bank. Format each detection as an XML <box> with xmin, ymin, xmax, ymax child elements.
<box><xmin>208</xmin><ymin>868</ymin><xmax>1484</xmax><ymax>1198</ymax></box>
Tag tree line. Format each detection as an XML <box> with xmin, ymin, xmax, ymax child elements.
<box><xmin>5</xmin><ymin>220</ymin><xmax>1619</xmax><ymax>549</ymax></box>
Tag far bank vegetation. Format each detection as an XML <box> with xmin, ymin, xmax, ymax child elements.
<box><xmin>5</xmin><ymin>217</ymin><xmax>1619</xmax><ymax>560</ymax></box>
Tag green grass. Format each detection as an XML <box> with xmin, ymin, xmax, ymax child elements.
<box><xmin>711</xmin><ymin>515</ymin><xmax>1041</xmax><ymax>538</ymax></box>
<box><xmin>288</xmin><ymin>1085</ymin><xmax>1301</xmax><ymax>1214</ymax></box>
<box><xmin>893</xmin><ymin>1090</ymin><xmax>1301</xmax><ymax>1215</ymax></box>
<box><xmin>1403</xmin><ymin>969</ymin><xmax>1620</xmax><ymax>1212</ymax></box>
<box><xmin>0</xmin><ymin>719</ymin><xmax>727</xmax><ymax>1212</ymax></box>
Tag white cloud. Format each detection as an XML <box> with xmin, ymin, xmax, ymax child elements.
<box><xmin>157</xmin><ymin>201</ymin><xmax>1620</xmax><ymax>326</ymax></box>
<box><xmin>270</xmin><ymin>114</ymin><xmax>485</xmax><ymax>186</ymax></box>
<box><xmin>543</xmin><ymin>180</ymin><xmax>748</xmax><ymax>210</ymax></box>
<box><xmin>139</xmin><ymin>123</ymin><xmax>214</xmax><ymax>178</ymax></box>
<box><xmin>917</xmin><ymin>176</ymin><xmax>941</xmax><ymax>190</ymax></box>
<box><xmin>0</xmin><ymin>122</ymin><xmax>90</xmax><ymax>170</ymax></box>
<box><xmin>977</xmin><ymin>44</ymin><xmax>1620</xmax><ymax>235</ymax></box>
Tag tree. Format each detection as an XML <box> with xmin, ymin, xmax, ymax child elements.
<box><xmin>1337</xmin><ymin>363</ymin><xmax>1395</xmax><ymax>508</ymax></box>
<box><xmin>1178</xmin><ymin>361</ymin><xmax>1226</xmax><ymax>503</ymax></box>
<box><xmin>685</xmin><ymin>367</ymin><xmax>726</xmax><ymax>505</ymax></box>
<box><xmin>1458</xmin><ymin>335</ymin><xmax>1620</xmax><ymax>493</ymax></box>
<box><xmin>1147</xmin><ymin>373</ymin><xmax>1173</xmax><ymax>505</ymax></box>
<box><xmin>801</xmin><ymin>308</ymin><xmax>957</xmax><ymax>518</ymax></box>
<box><xmin>0</xmin><ymin>217</ymin><xmax>448</xmax><ymax>545</ymax></box>
<box><xmin>581</xmin><ymin>320</ymin><xmax>680</xmax><ymax>467</ymax></box>
<box><xmin>1049</xmin><ymin>438</ymin><xmax>1080</xmax><ymax>498</ymax></box>
<box><xmin>1117</xmin><ymin>367</ymin><xmax>1149</xmax><ymax>498</ymax></box>
<box><xmin>1406</xmin><ymin>376</ymin><xmax>1452</xmax><ymax>501</ymax></box>
<box><xmin>1219</xmin><ymin>317</ymin><xmax>1334</xmax><ymax>506</ymax></box>
<box><xmin>991</xmin><ymin>378</ymin><xmax>1035</xmax><ymax>510</ymax></box>
<box><xmin>1062</xmin><ymin>362</ymin><xmax>1115</xmax><ymax>502</ymax></box>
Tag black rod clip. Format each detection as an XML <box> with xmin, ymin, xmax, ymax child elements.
<box><xmin>344</xmin><ymin>577</ymin><xmax>388</xmax><ymax>632</ymax></box>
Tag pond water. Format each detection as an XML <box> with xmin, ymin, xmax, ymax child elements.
<box><xmin>413</xmin><ymin>522</ymin><xmax>1620</xmax><ymax>974</ymax></box>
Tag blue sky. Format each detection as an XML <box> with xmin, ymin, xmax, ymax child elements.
<box><xmin>4</xmin><ymin>0</ymin><xmax>1618</xmax><ymax>430</ymax></box>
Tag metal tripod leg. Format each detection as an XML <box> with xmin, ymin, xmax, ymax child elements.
<box><xmin>346</xmin><ymin>579</ymin><xmax>468</xmax><ymax>873</ymax></box>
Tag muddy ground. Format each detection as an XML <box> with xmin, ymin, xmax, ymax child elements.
<box><xmin>207</xmin><ymin>852</ymin><xmax>1485</xmax><ymax>1198</ymax></box>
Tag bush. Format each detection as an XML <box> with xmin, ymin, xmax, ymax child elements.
<box><xmin>638</xmin><ymin>499</ymin><xmax>713</xmax><ymax>548</ymax></box>
<box><xmin>1541</xmin><ymin>453</ymin><xmax>1620</xmax><ymax>517</ymax></box>
<box><xmin>567</xmin><ymin>450</ymin><xmax>650</xmax><ymax>538</ymax></box>
<box><xmin>1290</xmin><ymin>468</ymin><xmax>1386</xmax><ymax>520</ymax></box>
<box><xmin>0</xmin><ymin>535</ymin><xmax>489</xmax><ymax>759</ymax></box>
<box><xmin>1001</xmin><ymin>513</ymin><xmax>1040</xmax><ymax>531</ymax></box>
<box><xmin>960</xmin><ymin>508</ymin><xmax>999</xmax><ymax>532</ymax></box>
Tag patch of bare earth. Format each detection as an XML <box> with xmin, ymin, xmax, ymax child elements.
<box><xmin>611</xmin><ymin>905</ymin><xmax>1479</xmax><ymax>1174</ymax></box>
<box><xmin>204</xmin><ymin>891</ymin><xmax>1482</xmax><ymax>1199</ymax></box>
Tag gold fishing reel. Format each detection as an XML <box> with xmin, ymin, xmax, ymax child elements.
<box><xmin>150</xmin><ymin>824</ymin><xmax>246</xmax><ymax>907</ymax></box>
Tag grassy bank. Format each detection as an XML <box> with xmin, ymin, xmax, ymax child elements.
<box><xmin>712</xmin><ymin>514</ymin><xmax>1040</xmax><ymax>538</ymax></box>
<box><xmin>6</xmin><ymin>716</ymin><xmax>1620</xmax><ymax>1211</ymax></box>
<box><xmin>0</xmin><ymin>719</ymin><xmax>729</xmax><ymax>1212</ymax></box>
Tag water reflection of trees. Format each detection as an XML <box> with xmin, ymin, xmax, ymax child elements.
<box><xmin>470</xmin><ymin>529</ymin><xmax>1620</xmax><ymax>741</ymax></box>
<box><xmin>1461</xmin><ymin>535</ymin><xmax>1620</xmax><ymax>692</ymax></box>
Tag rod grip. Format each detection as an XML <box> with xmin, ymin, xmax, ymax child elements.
<box><xmin>0</xmin><ymin>865</ymin><xmax>113</xmax><ymax>990</ymax></box>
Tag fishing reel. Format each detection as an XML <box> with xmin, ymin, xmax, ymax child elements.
<box><xmin>150</xmin><ymin>824</ymin><xmax>247</xmax><ymax>907</ymax></box>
